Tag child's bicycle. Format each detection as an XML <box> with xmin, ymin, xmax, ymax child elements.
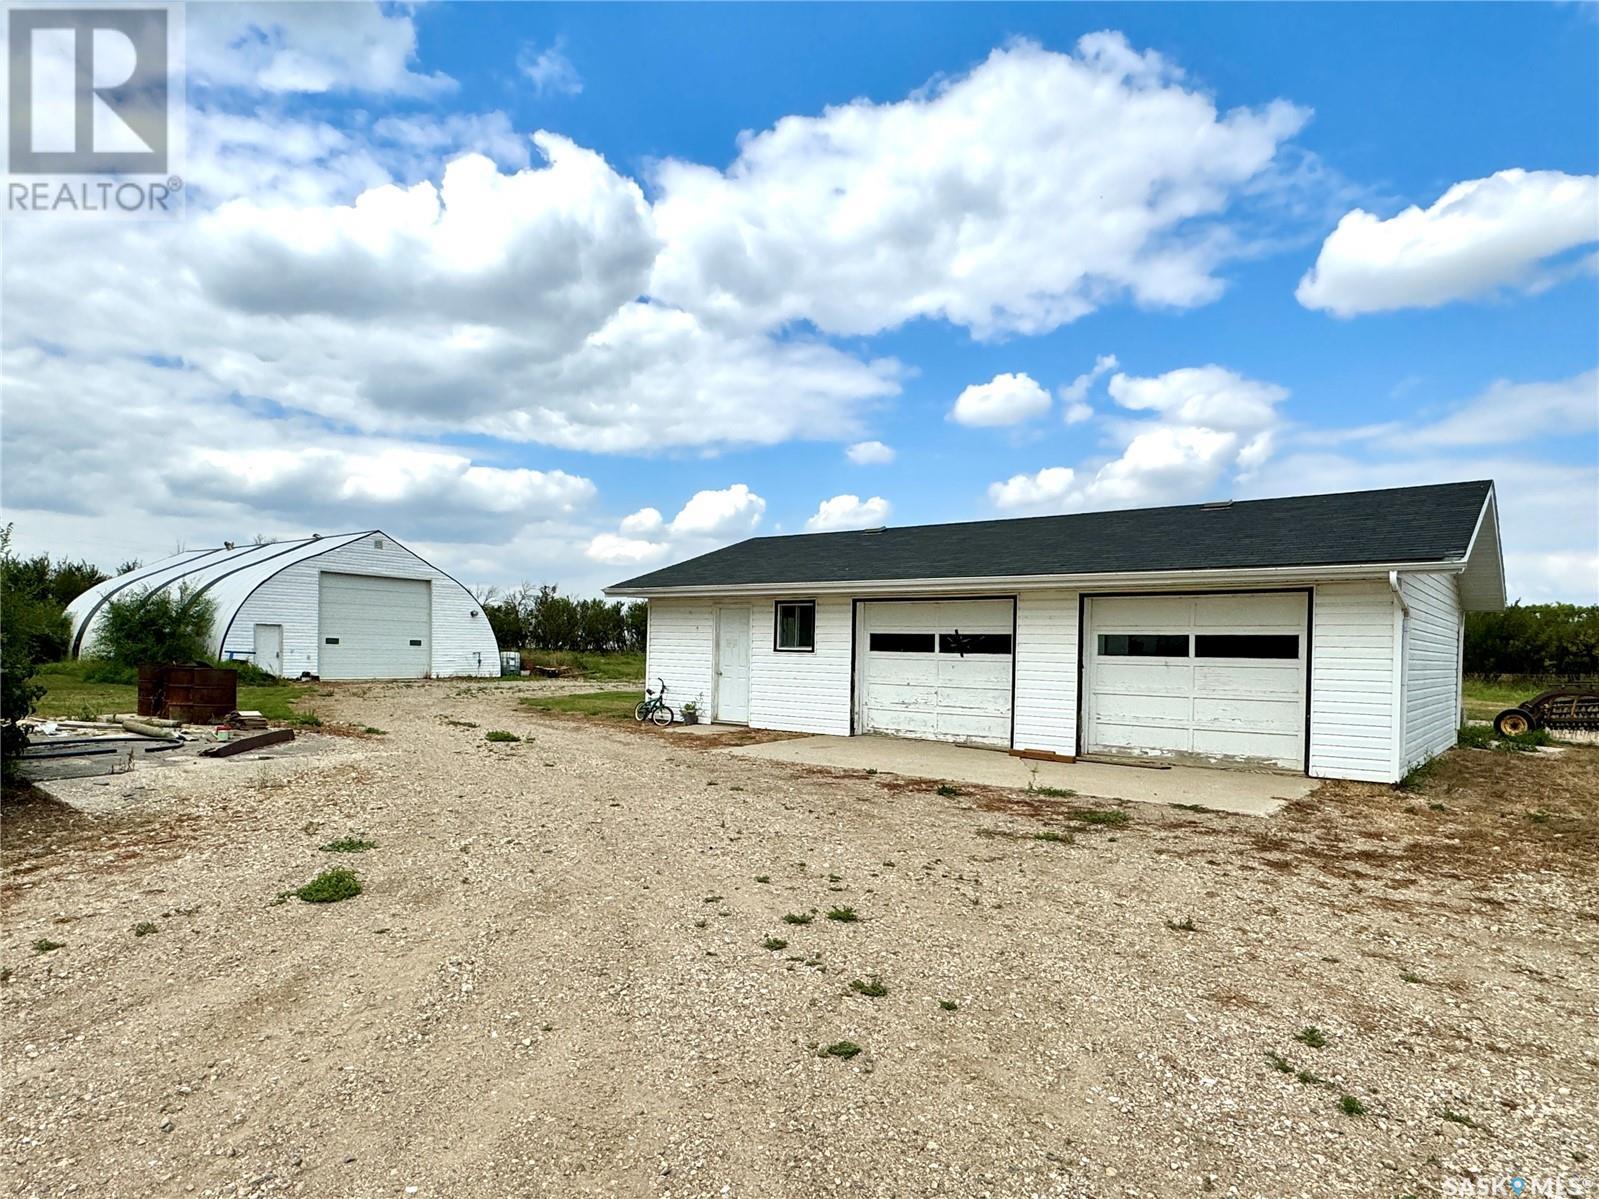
<box><xmin>634</xmin><ymin>679</ymin><xmax>676</xmax><ymax>727</ymax></box>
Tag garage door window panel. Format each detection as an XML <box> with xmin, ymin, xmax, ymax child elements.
<box><xmin>1194</xmin><ymin>634</ymin><xmax>1299</xmax><ymax>659</ymax></box>
<box><xmin>1098</xmin><ymin>634</ymin><xmax>1190</xmax><ymax>657</ymax></box>
<box><xmin>937</xmin><ymin>632</ymin><xmax>1012</xmax><ymax>656</ymax></box>
<box><xmin>869</xmin><ymin>632</ymin><xmax>935</xmax><ymax>653</ymax></box>
<box><xmin>775</xmin><ymin>601</ymin><xmax>815</xmax><ymax>652</ymax></box>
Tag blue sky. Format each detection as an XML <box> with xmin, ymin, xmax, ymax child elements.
<box><xmin>3</xmin><ymin>2</ymin><xmax>1596</xmax><ymax>599</ymax></box>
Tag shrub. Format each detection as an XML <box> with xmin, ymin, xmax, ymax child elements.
<box><xmin>484</xmin><ymin>730</ymin><xmax>521</xmax><ymax>743</ymax></box>
<box><xmin>94</xmin><ymin>582</ymin><xmax>217</xmax><ymax>667</ymax></box>
<box><xmin>1295</xmin><ymin>1026</ymin><xmax>1327</xmax><ymax>1049</ymax></box>
<box><xmin>295</xmin><ymin>867</ymin><xmax>361</xmax><ymax>904</ymax></box>
<box><xmin>825</xmin><ymin>906</ymin><xmax>859</xmax><ymax>923</ymax></box>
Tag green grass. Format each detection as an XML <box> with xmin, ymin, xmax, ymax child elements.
<box><xmin>1033</xmin><ymin>830</ymin><xmax>1074</xmax><ymax>844</ymax></box>
<box><xmin>32</xmin><ymin>937</ymin><xmax>64</xmax><ymax>953</ymax></box>
<box><xmin>521</xmin><ymin>690</ymin><xmax>640</xmax><ymax>721</ymax></box>
<box><xmin>132</xmin><ymin>921</ymin><xmax>158</xmax><ymax>937</ymax></box>
<box><xmin>320</xmin><ymin>836</ymin><xmax>376</xmax><ymax>854</ymax></box>
<box><xmin>781</xmin><ymin>912</ymin><xmax>813</xmax><ymax>925</ymax></box>
<box><xmin>848</xmin><ymin>976</ymin><xmax>888</xmax><ymax>998</ymax></box>
<box><xmin>1027</xmin><ymin>784</ymin><xmax>1077</xmax><ymax>798</ymax></box>
<box><xmin>825</xmin><ymin>906</ymin><xmax>859</xmax><ymax>923</ymax></box>
<box><xmin>1461</xmin><ymin>676</ymin><xmax>1589</xmax><ymax>722</ymax></box>
<box><xmin>517</xmin><ymin>650</ymin><xmax>645</xmax><ymax>681</ymax></box>
<box><xmin>294</xmin><ymin>867</ymin><xmax>361</xmax><ymax>904</ymax></box>
<box><xmin>821</xmin><ymin>1041</ymin><xmax>862</xmax><ymax>1060</ymax></box>
<box><xmin>761</xmin><ymin>937</ymin><xmax>788</xmax><ymax>951</ymax></box>
<box><xmin>1295</xmin><ymin>1026</ymin><xmax>1328</xmax><ymax>1049</ymax></box>
<box><xmin>1338</xmin><ymin>1094</ymin><xmax>1367</xmax><ymax>1117</ymax></box>
<box><xmin>31</xmin><ymin>659</ymin><xmax>312</xmax><ymax>722</ymax></box>
<box><xmin>484</xmin><ymin>729</ymin><xmax>521</xmax><ymax>743</ymax></box>
<box><xmin>1265</xmin><ymin>1051</ymin><xmax>1293</xmax><ymax>1074</ymax></box>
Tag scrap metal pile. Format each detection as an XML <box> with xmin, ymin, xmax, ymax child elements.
<box><xmin>1493</xmin><ymin>687</ymin><xmax>1599</xmax><ymax>737</ymax></box>
<box><xmin>12</xmin><ymin>711</ymin><xmax>294</xmax><ymax>781</ymax></box>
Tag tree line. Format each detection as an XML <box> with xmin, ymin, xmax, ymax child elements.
<box><xmin>1464</xmin><ymin>603</ymin><xmax>1599</xmax><ymax>678</ymax></box>
<box><xmin>474</xmin><ymin>583</ymin><xmax>648</xmax><ymax>655</ymax></box>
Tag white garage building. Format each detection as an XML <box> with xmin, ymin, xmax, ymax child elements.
<box><xmin>607</xmin><ymin>481</ymin><xmax>1505</xmax><ymax>784</ymax></box>
<box><xmin>67</xmin><ymin>531</ymin><xmax>499</xmax><ymax>680</ymax></box>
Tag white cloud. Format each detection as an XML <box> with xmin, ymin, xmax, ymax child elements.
<box><xmin>188</xmin><ymin>2</ymin><xmax>453</xmax><ymax>97</ymax></box>
<box><xmin>988</xmin><ymin>467</ymin><xmax>1077</xmax><ymax>510</ymax></box>
<box><xmin>988</xmin><ymin>365</ymin><xmax>1290</xmax><ymax>513</ymax></box>
<box><xmin>518</xmin><ymin>40</ymin><xmax>583</xmax><ymax>97</ymax></box>
<box><xmin>1408</xmin><ymin>370</ymin><xmax>1599</xmax><ymax>447</ymax></box>
<box><xmin>1297</xmin><ymin>169</ymin><xmax>1599</xmax><ymax>315</ymax></box>
<box><xmin>846</xmin><ymin>440</ymin><xmax>896</xmax><ymax>465</ymax></box>
<box><xmin>649</xmin><ymin>34</ymin><xmax>1307</xmax><ymax>339</ymax></box>
<box><xmin>806</xmin><ymin>495</ymin><xmax>892</xmax><ymax>532</ymax></box>
<box><xmin>951</xmin><ymin>372</ymin><xmax>1052</xmax><ymax>427</ymax></box>
<box><xmin>1059</xmin><ymin>353</ymin><xmax>1119</xmax><ymax>423</ymax></box>
<box><xmin>585</xmin><ymin>485</ymin><xmax>767</xmax><ymax>567</ymax></box>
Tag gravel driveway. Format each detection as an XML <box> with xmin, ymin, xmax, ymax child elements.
<box><xmin>3</xmin><ymin>679</ymin><xmax>1595</xmax><ymax>1199</ymax></box>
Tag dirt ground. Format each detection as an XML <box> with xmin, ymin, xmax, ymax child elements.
<box><xmin>3</xmin><ymin>679</ymin><xmax>1595</xmax><ymax>1199</ymax></box>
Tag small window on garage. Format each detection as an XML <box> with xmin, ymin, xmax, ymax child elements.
<box><xmin>775</xmin><ymin>601</ymin><xmax>816</xmax><ymax>652</ymax></box>
<box><xmin>869</xmin><ymin>632</ymin><xmax>935</xmax><ymax>653</ymax></box>
<box><xmin>1194</xmin><ymin>634</ymin><xmax>1299</xmax><ymax>659</ymax></box>
<box><xmin>1098</xmin><ymin>634</ymin><xmax>1189</xmax><ymax>657</ymax></box>
<box><xmin>938</xmin><ymin>632</ymin><xmax>1013</xmax><ymax>656</ymax></box>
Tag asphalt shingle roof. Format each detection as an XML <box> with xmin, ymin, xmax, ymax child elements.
<box><xmin>609</xmin><ymin>480</ymin><xmax>1493</xmax><ymax>592</ymax></box>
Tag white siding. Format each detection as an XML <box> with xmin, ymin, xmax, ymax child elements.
<box><xmin>1012</xmin><ymin>591</ymin><xmax>1079</xmax><ymax>757</ymax></box>
<box><xmin>1400</xmin><ymin>571</ymin><xmax>1463</xmax><ymax>773</ymax></box>
<box><xmin>749</xmin><ymin>598</ymin><xmax>852</xmax><ymax>735</ymax></box>
<box><xmin>222</xmin><ymin>535</ymin><xmax>497</xmax><ymax>678</ymax></box>
<box><xmin>644</xmin><ymin>599</ymin><xmax>715</xmax><ymax>717</ymax></box>
<box><xmin>1308</xmin><ymin>580</ymin><xmax>1401</xmax><ymax>783</ymax></box>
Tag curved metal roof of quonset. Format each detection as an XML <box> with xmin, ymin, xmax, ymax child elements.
<box><xmin>67</xmin><ymin>532</ymin><xmax>375</xmax><ymax>658</ymax></box>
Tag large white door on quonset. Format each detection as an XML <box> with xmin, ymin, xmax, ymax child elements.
<box><xmin>1083</xmin><ymin>592</ymin><xmax>1307</xmax><ymax>769</ymax></box>
<box><xmin>859</xmin><ymin>599</ymin><xmax>1013</xmax><ymax>747</ymax></box>
<box><xmin>318</xmin><ymin>572</ymin><xmax>431</xmax><ymax>680</ymax></box>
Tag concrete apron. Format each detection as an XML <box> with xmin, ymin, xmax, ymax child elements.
<box><xmin>720</xmin><ymin>734</ymin><xmax>1314</xmax><ymax>817</ymax></box>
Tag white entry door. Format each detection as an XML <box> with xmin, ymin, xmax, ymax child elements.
<box><xmin>253</xmin><ymin>623</ymin><xmax>283</xmax><ymax>676</ymax></box>
<box><xmin>858</xmin><ymin>599</ymin><xmax>1014</xmax><ymax>747</ymax></box>
<box><xmin>1083</xmin><ymin>592</ymin><xmax>1307</xmax><ymax>769</ymax></box>
<box><xmin>714</xmin><ymin>607</ymin><xmax>751</xmax><ymax>724</ymax></box>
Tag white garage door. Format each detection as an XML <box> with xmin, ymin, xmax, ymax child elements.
<box><xmin>318</xmin><ymin>572</ymin><xmax>431</xmax><ymax>680</ymax></box>
<box><xmin>1084</xmin><ymin>592</ymin><xmax>1307</xmax><ymax>769</ymax></box>
<box><xmin>858</xmin><ymin>599</ymin><xmax>1013</xmax><ymax>747</ymax></box>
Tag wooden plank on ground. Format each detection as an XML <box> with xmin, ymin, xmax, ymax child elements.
<box><xmin>199</xmin><ymin>729</ymin><xmax>295</xmax><ymax>758</ymax></box>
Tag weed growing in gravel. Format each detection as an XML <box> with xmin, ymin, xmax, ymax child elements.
<box><xmin>1400</xmin><ymin>969</ymin><xmax>1424</xmax><ymax>983</ymax></box>
<box><xmin>484</xmin><ymin>730</ymin><xmax>521</xmax><ymax>743</ymax></box>
<box><xmin>782</xmin><ymin>912</ymin><xmax>813</xmax><ymax>925</ymax></box>
<box><xmin>1027</xmin><ymin>784</ymin><xmax>1077</xmax><ymax>798</ymax></box>
<box><xmin>1501</xmin><ymin>728</ymin><xmax>1553</xmax><ymax>752</ymax></box>
<box><xmin>755</xmin><ymin>875</ymin><xmax>771</xmax><ymax>884</ymax></box>
<box><xmin>1428</xmin><ymin>801</ymin><xmax>1448</xmax><ymax>812</ymax></box>
<box><xmin>1398</xmin><ymin>760</ymin><xmax>1438</xmax><ymax>791</ymax></box>
<box><xmin>825</xmin><ymin>906</ymin><xmax>859</xmax><ymax>923</ymax></box>
<box><xmin>294</xmin><ymin>711</ymin><xmax>324</xmax><ymax>728</ymax></box>
<box><xmin>32</xmin><ymin>938</ymin><xmax>63</xmax><ymax>953</ymax></box>
<box><xmin>295</xmin><ymin>868</ymin><xmax>361</xmax><ymax>904</ymax></box>
<box><xmin>938</xmin><ymin>999</ymin><xmax>958</xmax><ymax>1011</ymax></box>
<box><xmin>848</xmin><ymin>976</ymin><xmax>887</xmax><ymax>998</ymax></box>
<box><xmin>762</xmin><ymin>937</ymin><xmax>788</xmax><ymax>951</ymax></box>
<box><xmin>0</xmin><ymin>967</ymin><xmax>11</xmax><ymax>982</ymax></box>
<box><xmin>1338</xmin><ymin>1095</ymin><xmax>1367</xmax><ymax>1117</ymax></box>
<box><xmin>132</xmin><ymin>921</ymin><xmax>157</xmax><ymax>937</ymax></box>
<box><xmin>1068</xmin><ymin>808</ymin><xmax>1130</xmax><ymax>827</ymax></box>
<box><xmin>1296</xmin><ymin>1069</ymin><xmax>1324</xmax><ymax>1086</ymax></box>
<box><xmin>443</xmin><ymin>718</ymin><xmax>479</xmax><ymax>729</ymax></box>
<box><xmin>321</xmin><ymin>836</ymin><xmax>376</xmax><ymax>854</ymax></box>
<box><xmin>702</xmin><ymin>895</ymin><xmax>723</xmax><ymax>904</ymax></box>
<box><xmin>1295</xmin><ymin>1026</ymin><xmax>1328</xmax><ymax>1049</ymax></box>
<box><xmin>1527</xmin><ymin>810</ymin><xmax>1550</xmax><ymax>825</ymax></box>
<box><xmin>1034</xmin><ymin>830</ymin><xmax>1074</xmax><ymax>844</ymax></box>
<box><xmin>1265</xmin><ymin>1052</ymin><xmax>1292</xmax><ymax>1074</ymax></box>
<box><xmin>1441</xmin><ymin>1109</ymin><xmax>1480</xmax><ymax>1129</ymax></box>
<box><xmin>362</xmin><ymin>727</ymin><xmax>386</xmax><ymax>736</ymax></box>
<box><xmin>1456</xmin><ymin>724</ymin><xmax>1496</xmax><ymax>749</ymax></box>
<box><xmin>1166</xmin><ymin>916</ymin><xmax>1198</xmax><ymax>933</ymax></box>
<box><xmin>1171</xmin><ymin>803</ymin><xmax>1211</xmax><ymax>813</ymax></box>
<box><xmin>694</xmin><ymin>919</ymin><xmax>708</xmax><ymax>929</ymax></box>
<box><xmin>821</xmin><ymin>1041</ymin><xmax>862</xmax><ymax>1060</ymax></box>
<box><xmin>935</xmin><ymin>783</ymin><xmax>962</xmax><ymax>797</ymax></box>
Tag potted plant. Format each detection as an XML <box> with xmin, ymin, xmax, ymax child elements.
<box><xmin>681</xmin><ymin>701</ymin><xmax>700</xmax><ymax>726</ymax></box>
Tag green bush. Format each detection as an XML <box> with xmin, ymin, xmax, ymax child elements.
<box><xmin>93</xmin><ymin>583</ymin><xmax>217</xmax><ymax>668</ymax></box>
<box><xmin>1465</xmin><ymin>603</ymin><xmax>1599</xmax><ymax>677</ymax></box>
<box><xmin>295</xmin><ymin>867</ymin><xmax>361</xmax><ymax>904</ymax></box>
